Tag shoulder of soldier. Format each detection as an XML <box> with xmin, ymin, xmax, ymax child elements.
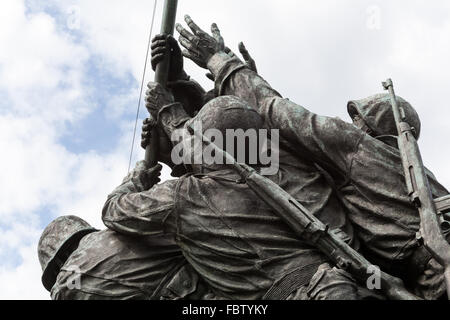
<box><xmin>50</xmin><ymin>269</ymin><xmax>78</xmax><ymax>300</ymax></box>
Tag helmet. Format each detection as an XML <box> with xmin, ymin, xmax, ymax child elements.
<box><xmin>182</xmin><ymin>95</ymin><xmax>265</xmax><ymax>171</ymax></box>
<box><xmin>187</xmin><ymin>95</ymin><xmax>264</xmax><ymax>134</ymax></box>
<box><xmin>38</xmin><ymin>215</ymin><xmax>97</xmax><ymax>291</ymax></box>
<box><xmin>347</xmin><ymin>93</ymin><xmax>421</xmax><ymax>139</ymax></box>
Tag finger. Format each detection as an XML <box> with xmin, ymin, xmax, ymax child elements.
<box><xmin>211</xmin><ymin>23</ymin><xmax>221</xmax><ymax>39</ymax></box>
<box><xmin>147</xmin><ymin>164</ymin><xmax>163</xmax><ymax>174</ymax></box>
<box><xmin>176</xmin><ymin>23</ymin><xmax>195</xmax><ymax>42</ymax></box>
<box><xmin>142</xmin><ymin>123</ymin><xmax>152</xmax><ymax>133</ymax></box>
<box><xmin>151</xmin><ymin>39</ymin><xmax>166</xmax><ymax>51</ymax></box>
<box><xmin>145</xmin><ymin>95</ymin><xmax>159</xmax><ymax>108</ymax></box>
<box><xmin>151</xmin><ymin>54</ymin><xmax>164</xmax><ymax>70</ymax></box>
<box><xmin>143</xmin><ymin>118</ymin><xmax>150</xmax><ymax>125</ymax></box>
<box><xmin>141</xmin><ymin>130</ymin><xmax>152</xmax><ymax>140</ymax></box>
<box><xmin>141</xmin><ymin>139</ymin><xmax>148</xmax><ymax>149</ymax></box>
<box><xmin>239</xmin><ymin>42</ymin><xmax>257</xmax><ymax>72</ymax></box>
<box><xmin>211</xmin><ymin>23</ymin><xmax>224</xmax><ymax>47</ymax></box>
<box><xmin>181</xmin><ymin>49</ymin><xmax>201</xmax><ymax>63</ymax></box>
<box><xmin>147</xmin><ymin>81</ymin><xmax>160</xmax><ymax>90</ymax></box>
<box><xmin>152</xmin><ymin>34</ymin><xmax>166</xmax><ymax>43</ymax></box>
<box><xmin>143</xmin><ymin>116</ymin><xmax>157</xmax><ymax>127</ymax></box>
<box><xmin>145</xmin><ymin>117</ymin><xmax>158</xmax><ymax>127</ymax></box>
<box><xmin>142</xmin><ymin>124</ymin><xmax>152</xmax><ymax>134</ymax></box>
<box><xmin>238</xmin><ymin>42</ymin><xmax>251</xmax><ymax>61</ymax></box>
<box><xmin>184</xmin><ymin>15</ymin><xmax>203</xmax><ymax>35</ymax></box>
<box><xmin>141</xmin><ymin>134</ymin><xmax>149</xmax><ymax>144</ymax></box>
<box><xmin>178</xmin><ymin>36</ymin><xmax>198</xmax><ymax>53</ymax></box>
<box><xmin>151</xmin><ymin>46</ymin><xmax>166</xmax><ymax>57</ymax></box>
<box><xmin>151</xmin><ymin>51</ymin><xmax>164</xmax><ymax>66</ymax></box>
<box><xmin>145</xmin><ymin>90</ymin><xmax>159</xmax><ymax>103</ymax></box>
<box><xmin>145</xmin><ymin>96</ymin><xmax>156</xmax><ymax>106</ymax></box>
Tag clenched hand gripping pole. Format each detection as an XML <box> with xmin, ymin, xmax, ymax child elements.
<box><xmin>145</xmin><ymin>0</ymin><xmax>179</xmax><ymax>165</ymax></box>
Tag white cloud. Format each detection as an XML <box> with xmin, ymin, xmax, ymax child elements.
<box><xmin>0</xmin><ymin>244</ymin><xmax>48</xmax><ymax>300</ymax></box>
<box><xmin>0</xmin><ymin>0</ymin><xmax>129</xmax><ymax>299</ymax></box>
<box><xmin>0</xmin><ymin>1</ymin><xmax>90</xmax><ymax>122</ymax></box>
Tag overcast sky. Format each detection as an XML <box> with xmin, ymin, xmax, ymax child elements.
<box><xmin>1</xmin><ymin>0</ymin><xmax>449</xmax><ymax>299</ymax></box>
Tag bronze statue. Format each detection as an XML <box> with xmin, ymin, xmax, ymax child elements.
<box><xmin>37</xmin><ymin>9</ymin><xmax>450</xmax><ymax>301</ymax></box>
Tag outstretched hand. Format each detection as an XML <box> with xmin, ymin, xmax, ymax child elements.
<box><xmin>176</xmin><ymin>15</ymin><xmax>225</xmax><ymax>69</ymax></box>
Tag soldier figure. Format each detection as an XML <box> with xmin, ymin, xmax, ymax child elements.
<box><xmin>37</xmin><ymin>12</ymin><xmax>450</xmax><ymax>300</ymax></box>
<box><xmin>38</xmin><ymin>215</ymin><xmax>214</xmax><ymax>300</ymax></box>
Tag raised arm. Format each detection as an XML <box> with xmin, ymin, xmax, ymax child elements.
<box><xmin>260</xmin><ymin>97</ymin><xmax>364</xmax><ymax>176</ymax></box>
<box><xmin>102</xmin><ymin>161</ymin><xmax>178</xmax><ymax>237</ymax></box>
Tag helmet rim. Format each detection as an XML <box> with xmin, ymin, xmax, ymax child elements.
<box><xmin>41</xmin><ymin>227</ymin><xmax>97</xmax><ymax>291</ymax></box>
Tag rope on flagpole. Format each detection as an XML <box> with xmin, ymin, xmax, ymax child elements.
<box><xmin>128</xmin><ymin>0</ymin><xmax>158</xmax><ymax>173</ymax></box>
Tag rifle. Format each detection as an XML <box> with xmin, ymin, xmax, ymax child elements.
<box><xmin>382</xmin><ymin>79</ymin><xmax>450</xmax><ymax>299</ymax></box>
<box><xmin>188</xmin><ymin>126</ymin><xmax>420</xmax><ymax>300</ymax></box>
<box><xmin>145</xmin><ymin>0</ymin><xmax>179</xmax><ymax>166</ymax></box>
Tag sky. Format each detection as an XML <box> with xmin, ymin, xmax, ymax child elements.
<box><xmin>0</xmin><ymin>0</ymin><xmax>450</xmax><ymax>300</ymax></box>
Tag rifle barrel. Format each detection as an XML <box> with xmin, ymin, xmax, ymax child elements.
<box><xmin>383</xmin><ymin>78</ymin><xmax>450</xmax><ymax>299</ymax></box>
